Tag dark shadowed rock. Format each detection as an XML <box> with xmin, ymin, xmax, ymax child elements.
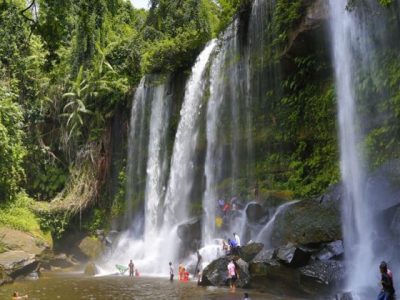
<box><xmin>314</xmin><ymin>240</ymin><xmax>344</xmax><ymax>261</ymax></box>
<box><xmin>299</xmin><ymin>260</ymin><xmax>345</xmax><ymax>294</ymax></box>
<box><xmin>201</xmin><ymin>256</ymin><xmax>250</xmax><ymax>288</ymax></box>
<box><xmin>276</xmin><ymin>244</ymin><xmax>311</xmax><ymax>267</ymax></box>
<box><xmin>49</xmin><ymin>253</ymin><xmax>77</xmax><ymax>268</ymax></box>
<box><xmin>270</xmin><ymin>185</ymin><xmax>342</xmax><ymax>247</ymax></box>
<box><xmin>246</xmin><ymin>203</ymin><xmax>266</xmax><ymax>223</ymax></box>
<box><xmin>0</xmin><ymin>250</ymin><xmax>39</xmax><ymax>279</ymax></box>
<box><xmin>84</xmin><ymin>261</ymin><xmax>98</xmax><ymax>276</ymax></box>
<box><xmin>252</xmin><ymin>249</ymin><xmax>275</xmax><ymax>262</ymax></box>
<box><xmin>177</xmin><ymin>218</ymin><xmax>201</xmax><ymax>252</ymax></box>
<box><xmin>239</xmin><ymin>242</ymin><xmax>264</xmax><ymax>262</ymax></box>
<box><xmin>201</xmin><ymin>256</ymin><xmax>230</xmax><ymax>287</ymax></box>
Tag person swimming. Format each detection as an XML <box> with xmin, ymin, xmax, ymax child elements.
<box><xmin>12</xmin><ymin>291</ymin><xmax>28</xmax><ymax>300</ymax></box>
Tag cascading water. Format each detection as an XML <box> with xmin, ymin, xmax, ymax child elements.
<box><xmin>103</xmin><ymin>80</ymin><xmax>172</xmax><ymax>274</ymax></box>
<box><xmin>105</xmin><ymin>41</ymin><xmax>216</xmax><ymax>275</ymax></box>
<box><xmin>124</xmin><ymin>79</ymin><xmax>149</xmax><ymax>228</ymax></box>
<box><xmin>201</xmin><ymin>0</ymin><xmax>279</xmax><ymax>249</ymax></box>
<box><xmin>162</xmin><ymin>40</ymin><xmax>216</xmax><ymax>262</ymax></box>
<box><xmin>329</xmin><ymin>0</ymin><xmax>400</xmax><ymax>293</ymax></box>
<box><xmin>329</xmin><ymin>0</ymin><xmax>374</xmax><ymax>290</ymax></box>
<box><xmin>255</xmin><ymin>201</ymin><xmax>299</xmax><ymax>249</ymax></box>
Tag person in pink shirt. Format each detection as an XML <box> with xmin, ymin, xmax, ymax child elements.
<box><xmin>227</xmin><ymin>260</ymin><xmax>237</xmax><ymax>292</ymax></box>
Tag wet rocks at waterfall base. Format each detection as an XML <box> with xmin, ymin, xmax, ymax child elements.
<box><xmin>200</xmin><ymin>239</ymin><xmax>345</xmax><ymax>297</ymax></box>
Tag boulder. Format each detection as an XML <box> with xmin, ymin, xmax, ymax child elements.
<box><xmin>239</xmin><ymin>242</ymin><xmax>264</xmax><ymax>262</ymax></box>
<box><xmin>0</xmin><ymin>228</ymin><xmax>50</xmax><ymax>255</ymax></box>
<box><xmin>201</xmin><ymin>256</ymin><xmax>250</xmax><ymax>288</ymax></box>
<box><xmin>249</xmin><ymin>251</ymin><xmax>280</xmax><ymax>277</ymax></box>
<box><xmin>0</xmin><ymin>250</ymin><xmax>39</xmax><ymax>279</ymax></box>
<box><xmin>246</xmin><ymin>203</ymin><xmax>266</xmax><ymax>223</ymax></box>
<box><xmin>177</xmin><ymin>218</ymin><xmax>201</xmax><ymax>252</ymax></box>
<box><xmin>84</xmin><ymin>261</ymin><xmax>98</xmax><ymax>276</ymax></box>
<box><xmin>299</xmin><ymin>260</ymin><xmax>345</xmax><ymax>294</ymax></box>
<box><xmin>252</xmin><ymin>249</ymin><xmax>276</xmax><ymax>262</ymax></box>
<box><xmin>276</xmin><ymin>244</ymin><xmax>311</xmax><ymax>267</ymax></box>
<box><xmin>78</xmin><ymin>237</ymin><xmax>104</xmax><ymax>260</ymax></box>
<box><xmin>313</xmin><ymin>240</ymin><xmax>344</xmax><ymax>261</ymax></box>
<box><xmin>270</xmin><ymin>186</ymin><xmax>342</xmax><ymax>247</ymax></box>
<box><xmin>49</xmin><ymin>253</ymin><xmax>77</xmax><ymax>268</ymax></box>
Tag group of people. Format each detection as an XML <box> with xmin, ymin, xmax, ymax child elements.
<box><xmin>222</xmin><ymin>232</ymin><xmax>241</xmax><ymax>256</ymax></box>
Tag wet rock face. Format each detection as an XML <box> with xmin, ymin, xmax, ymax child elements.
<box><xmin>0</xmin><ymin>250</ymin><xmax>39</xmax><ymax>279</ymax></box>
<box><xmin>177</xmin><ymin>217</ymin><xmax>201</xmax><ymax>252</ymax></box>
<box><xmin>270</xmin><ymin>186</ymin><xmax>342</xmax><ymax>247</ymax></box>
<box><xmin>299</xmin><ymin>260</ymin><xmax>345</xmax><ymax>294</ymax></box>
<box><xmin>276</xmin><ymin>244</ymin><xmax>311</xmax><ymax>267</ymax></box>
<box><xmin>313</xmin><ymin>240</ymin><xmax>344</xmax><ymax>261</ymax></box>
<box><xmin>239</xmin><ymin>242</ymin><xmax>264</xmax><ymax>262</ymax></box>
<box><xmin>246</xmin><ymin>203</ymin><xmax>266</xmax><ymax>223</ymax></box>
<box><xmin>200</xmin><ymin>256</ymin><xmax>251</xmax><ymax>288</ymax></box>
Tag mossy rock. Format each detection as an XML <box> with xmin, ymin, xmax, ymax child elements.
<box><xmin>269</xmin><ymin>194</ymin><xmax>341</xmax><ymax>247</ymax></box>
<box><xmin>84</xmin><ymin>261</ymin><xmax>98</xmax><ymax>276</ymax></box>
<box><xmin>78</xmin><ymin>237</ymin><xmax>104</xmax><ymax>260</ymax></box>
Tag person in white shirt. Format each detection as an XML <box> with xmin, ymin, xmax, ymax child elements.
<box><xmin>233</xmin><ymin>232</ymin><xmax>241</xmax><ymax>247</ymax></box>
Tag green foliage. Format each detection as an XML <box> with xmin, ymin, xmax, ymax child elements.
<box><xmin>357</xmin><ymin>50</ymin><xmax>400</xmax><ymax>168</ymax></box>
<box><xmin>142</xmin><ymin>27</ymin><xmax>210</xmax><ymax>74</ymax></box>
<box><xmin>0</xmin><ymin>193</ymin><xmax>49</xmax><ymax>241</ymax></box>
<box><xmin>142</xmin><ymin>0</ymin><xmax>212</xmax><ymax>74</ymax></box>
<box><xmin>111</xmin><ymin>168</ymin><xmax>126</xmax><ymax>218</ymax></box>
<box><xmin>82</xmin><ymin>208</ymin><xmax>107</xmax><ymax>234</ymax></box>
<box><xmin>272</xmin><ymin>0</ymin><xmax>305</xmax><ymax>49</ymax></box>
<box><xmin>37</xmin><ymin>209</ymin><xmax>72</xmax><ymax>241</ymax></box>
<box><xmin>0</xmin><ymin>97</ymin><xmax>26</xmax><ymax>201</ymax></box>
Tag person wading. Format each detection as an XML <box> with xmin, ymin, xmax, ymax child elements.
<box><xmin>128</xmin><ymin>260</ymin><xmax>135</xmax><ymax>277</ymax></box>
<box><xmin>169</xmin><ymin>262</ymin><xmax>174</xmax><ymax>281</ymax></box>
<box><xmin>227</xmin><ymin>259</ymin><xmax>237</xmax><ymax>292</ymax></box>
<box><xmin>377</xmin><ymin>261</ymin><xmax>395</xmax><ymax>300</ymax></box>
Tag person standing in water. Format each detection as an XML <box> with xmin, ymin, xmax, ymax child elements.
<box><xmin>169</xmin><ymin>262</ymin><xmax>174</xmax><ymax>281</ymax></box>
<box><xmin>227</xmin><ymin>259</ymin><xmax>237</xmax><ymax>292</ymax></box>
<box><xmin>128</xmin><ymin>260</ymin><xmax>134</xmax><ymax>277</ymax></box>
<box><xmin>194</xmin><ymin>250</ymin><xmax>202</xmax><ymax>278</ymax></box>
<box><xmin>377</xmin><ymin>261</ymin><xmax>395</xmax><ymax>300</ymax></box>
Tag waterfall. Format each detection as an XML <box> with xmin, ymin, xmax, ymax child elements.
<box><xmin>105</xmin><ymin>41</ymin><xmax>217</xmax><ymax>275</ymax></box>
<box><xmin>125</xmin><ymin>79</ymin><xmax>149</xmax><ymax>228</ymax></box>
<box><xmin>162</xmin><ymin>40</ymin><xmax>216</xmax><ymax>260</ymax></box>
<box><xmin>202</xmin><ymin>0</ymin><xmax>278</xmax><ymax>248</ymax></box>
<box><xmin>329</xmin><ymin>0</ymin><xmax>400</xmax><ymax>292</ymax></box>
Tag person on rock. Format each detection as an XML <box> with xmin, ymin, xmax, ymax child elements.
<box><xmin>128</xmin><ymin>260</ymin><xmax>135</xmax><ymax>277</ymax></box>
<box><xmin>233</xmin><ymin>232</ymin><xmax>241</xmax><ymax>247</ymax></box>
<box><xmin>228</xmin><ymin>238</ymin><xmax>238</xmax><ymax>255</ymax></box>
<box><xmin>169</xmin><ymin>261</ymin><xmax>174</xmax><ymax>281</ymax></box>
<box><xmin>222</xmin><ymin>239</ymin><xmax>230</xmax><ymax>255</ymax></box>
<box><xmin>377</xmin><ymin>261</ymin><xmax>395</xmax><ymax>300</ymax></box>
<box><xmin>227</xmin><ymin>259</ymin><xmax>237</xmax><ymax>292</ymax></box>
